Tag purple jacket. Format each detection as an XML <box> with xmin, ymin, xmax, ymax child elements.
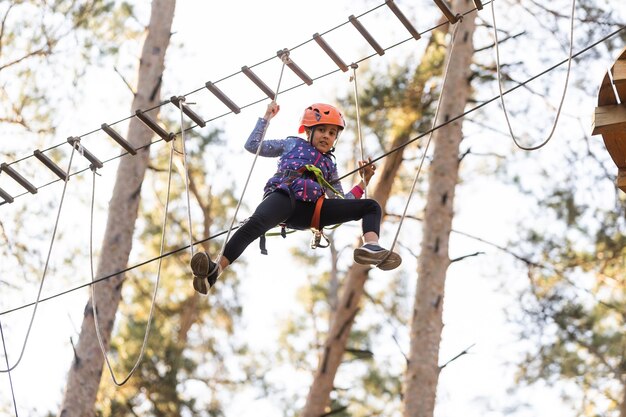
<box><xmin>245</xmin><ymin>118</ymin><xmax>358</xmax><ymax>202</ymax></box>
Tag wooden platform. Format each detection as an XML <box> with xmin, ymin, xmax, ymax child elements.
<box><xmin>592</xmin><ymin>46</ymin><xmax>626</xmax><ymax>191</ymax></box>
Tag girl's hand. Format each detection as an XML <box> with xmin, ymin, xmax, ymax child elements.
<box><xmin>358</xmin><ymin>157</ymin><xmax>376</xmax><ymax>185</ymax></box>
<box><xmin>264</xmin><ymin>101</ymin><xmax>280</xmax><ymax>121</ymax></box>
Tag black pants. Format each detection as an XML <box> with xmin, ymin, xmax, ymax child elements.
<box><xmin>223</xmin><ymin>191</ymin><xmax>382</xmax><ymax>263</ymax></box>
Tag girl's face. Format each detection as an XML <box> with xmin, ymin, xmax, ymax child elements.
<box><xmin>309</xmin><ymin>124</ymin><xmax>339</xmax><ymax>154</ymax></box>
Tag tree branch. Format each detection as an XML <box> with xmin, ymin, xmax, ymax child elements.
<box><xmin>439</xmin><ymin>343</ymin><xmax>475</xmax><ymax>370</ymax></box>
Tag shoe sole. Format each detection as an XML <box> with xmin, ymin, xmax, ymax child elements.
<box><xmin>377</xmin><ymin>252</ymin><xmax>402</xmax><ymax>271</ymax></box>
<box><xmin>191</xmin><ymin>252</ymin><xmax>209</xmax><ymax>295</ymax></box>
<box><xmin>353</xmin><ymin>247</ymin><xmax>391</xmax><ymax>265</ymax></box>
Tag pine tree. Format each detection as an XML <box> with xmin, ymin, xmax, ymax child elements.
<box><xmin>59</xmin><ymin>1</ymin><xmax>177</xmax><ymax>414</ymax></box>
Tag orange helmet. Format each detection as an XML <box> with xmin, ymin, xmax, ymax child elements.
<box><xmin>298</xmin><ymin>103</ymin><xmax>346</xmax><ymax>133</ymax></box>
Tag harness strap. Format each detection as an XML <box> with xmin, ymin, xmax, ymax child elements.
<box><xmin>310</xmin><ymin>194</ymin><xmax>325</xmax><ymax>230</ymax></box>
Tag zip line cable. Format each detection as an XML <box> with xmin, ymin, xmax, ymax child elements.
<box><xmin>491</xmin><ymin>0</ymin><xmax>576</xmax><ymax>150</ymax></box>
<box><xmin>1</xmin><ymin>24</ymin><xmax>624</xmax><ymax>320</ymax></box>
<box><xmin>0</xmin><ymin>145</ymin><xmax>78</xmax><ymax>373</ymax></box>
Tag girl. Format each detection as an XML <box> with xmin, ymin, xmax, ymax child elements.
<box><xmin>190</xmin><ymin>102</ymin><xmax>401</xmax><ymax>294</ymax></box>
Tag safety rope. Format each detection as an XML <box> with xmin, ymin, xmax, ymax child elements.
<box><xmin>0</xmin><ymin>144</ymin><xmax>77</xmax><ymax>373</ymax></box>
<box><xmin>385</xmin><ymin>15</ymin><xmax>463</xmax><ymax>258</ymax></box>
<box><xmin>304</xmin><ymin>165</ymin><xmax>345</xmax><ymax>198</ymax></box>
<box><xmin>491</xmin><ymin>0</ymin><xmax>576</xmax><ymax>150</ymax></box>
<box><xmin>212</xmin><ymin>54</ymin><xmax>290</xmax><ymax>275</ymax></box>
<box><xmin>0</xmin><ymin>320</ymin><xmax>19</xmax><ymax>416</ymax></box>
<box><xmin>178</xmin><ymin>98</ymin><xmax>195</xmax><ymax>259</ymax></box>
<box><xmin>90</xmin><ymin>143</ymin><xmax>173</xmax><ymax>386</ymax></box>
<box><xmin>350</xmin><ymin>63</ymin><xmax>368</xmax><ymax>199</ymax></box>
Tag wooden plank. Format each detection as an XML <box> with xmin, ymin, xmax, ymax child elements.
<box><xmin>592</xmin><ymin>104</ymin><xmax>626</xmax><ymax>135</ymax></box>
<box><xmin>597</xmin><ymin>71</ymin><xmax>618</xmax><ymax>106</ymax></box>
<box><xmin>601</xmin><ymin>130</ymin><xmax>626</xmax><ymax>168</ymax></box>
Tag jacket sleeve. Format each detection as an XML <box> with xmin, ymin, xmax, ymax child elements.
<box><xmin>244</xmin><ymin>118</ymin><xmax>290</xmax><ymax>157</ymax></box>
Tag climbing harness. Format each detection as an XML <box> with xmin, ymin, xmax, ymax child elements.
<box><xmin>0</xmin><ymin>143</ymin><xmax>78</xmax><ymax>374</ymax></box>
<box><xmin>259</xmin><ymin>163</ymin><xmax>345</xmax><ymax>253</ymax></box>
<box><xmin>491</xmin><ymin>0</ymin><xmax>576</xmax><ymax>150</ymax></box>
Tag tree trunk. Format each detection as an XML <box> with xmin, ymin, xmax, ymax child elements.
<box><xmin>402</xmin><ymin>2</ymin><xmax>476</xmax><ymax>417</ymax></box>
<box><xmin>300</xmin><ymin>23</ymin><xmax>449</xmax><ymax>417</ymax></box>
<box><xmin>300</xmin><ymin>126</ymin><xmax>413</xmax><ymax>416</ymax></box>
<box><xmin>58</xmin><ymin>1</ymin><xmax>176</xmax><ymax>415</ymax></box>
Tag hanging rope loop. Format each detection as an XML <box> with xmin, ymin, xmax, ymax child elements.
<box><xmin>91</xmin><ymin>139</ymin><xmax>174</xmax><ymax>386</ymax></box>
<box><xmin>490</xmin><ymin>0</ymin><xmax>576</xmax><ymax>151</ymax></box>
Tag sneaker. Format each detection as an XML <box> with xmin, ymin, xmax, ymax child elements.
<box><xmin>353</xmin><ymin>243</ymin><xmax>402</xmax><ymax>271</ymax></box>
<box><xmin>190</xmin><ymin>251</ymin><xmax>219</xmax><ymax>294</ymax></box>
<box><xmin>354</xmin><ymin>243</ymin><xmax>391</xmax><ymax>265</ymax></box>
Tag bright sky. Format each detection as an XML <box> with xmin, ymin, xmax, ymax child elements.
<box><xmin>1</xmin><ymin>0</ymin><xmax>625</xmax><ymax>416</ymax></box>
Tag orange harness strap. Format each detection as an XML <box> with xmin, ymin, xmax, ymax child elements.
<box><xmin>310</xmin><ymin>195</ymin><xmax>325</xmax><ymax>230</ymax></box>
<box><xmin>309</xmin><ymin>195</ymin><xmax>330</xmax><ymax>249</ymax></box>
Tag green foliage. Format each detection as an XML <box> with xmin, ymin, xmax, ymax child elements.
<box><xmin>510</xmin><ymin>136</ymin><xmax>626</xmax><ymax>415</ymax></box>
<box><xmin>0</xmin><ymin>0</ymin><xmax>142</xmax><ymax>135</ymax></box>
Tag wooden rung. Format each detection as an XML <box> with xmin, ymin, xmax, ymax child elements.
<box><xmin>0</xmin><ymin>187</ymin><xmax>13</xmax><ymax>204</ymax></box>
<box><xmin>101</xmin><ymin>123</ymin><xmax>137</xmax><ymax>155</ymax></box>
<box><xmin>313</xmin><ymin>33</ymin><xmax>348</xmax><ymax>72</ymax></box>
<box><xmin>592</xmin><ymin>104</ymin><xmax>626</xmax><ymax>136</ymax></box>
<box><xmin>473</xmin><ymin>0</ymin><xmax>484</xmax><ymax>10</ymax></box>
<box><xmin>277</xmin><ymin>49</ymin><xmax>313</xmax><ymax>86</ymax></box>
<box><xmin>241</xmin><ymin>66</ymin><xmax>275</xmax><ymax>99</ymax></box>
<box><xmin>205</xmin><ymin>82</ymin><xmax>241</xmax><ymax>114</ymax></box>
<box><xmin>434</xmin><ymin>0</ymin><xmax>459</xmax><ymax>24</ymax></box>
<box><xmin>170</xmin><ymin>96</ymin><xmax>206</xmax><ymax>128</ymax></box>
<box><xmin>385</xmin><ymin>0</ymin><xmax>421</xmax><ymax>40</ymax></box>
<box><xmin>0</xmin><ymin>163</ymin><xmax>37</xmax><ymax>194</ymax></box>
<box><xmin>34</xmin><ymin>150</ymin><xmax>68</xmax><ymax>181</ymax></box>
<box><xmin>67</xmin><ymin>137</ymin><xmax>103</xmax><ymax>169</ymax></box>
<box><xmin>349</xmin><ymin>15</ymin><xmax>385</xmax><ymax>56</ymax></box>
<box><xmin>135</xmin><ymin>110</ymin><xmax>174</xmax><ymax>142</ymax></box>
